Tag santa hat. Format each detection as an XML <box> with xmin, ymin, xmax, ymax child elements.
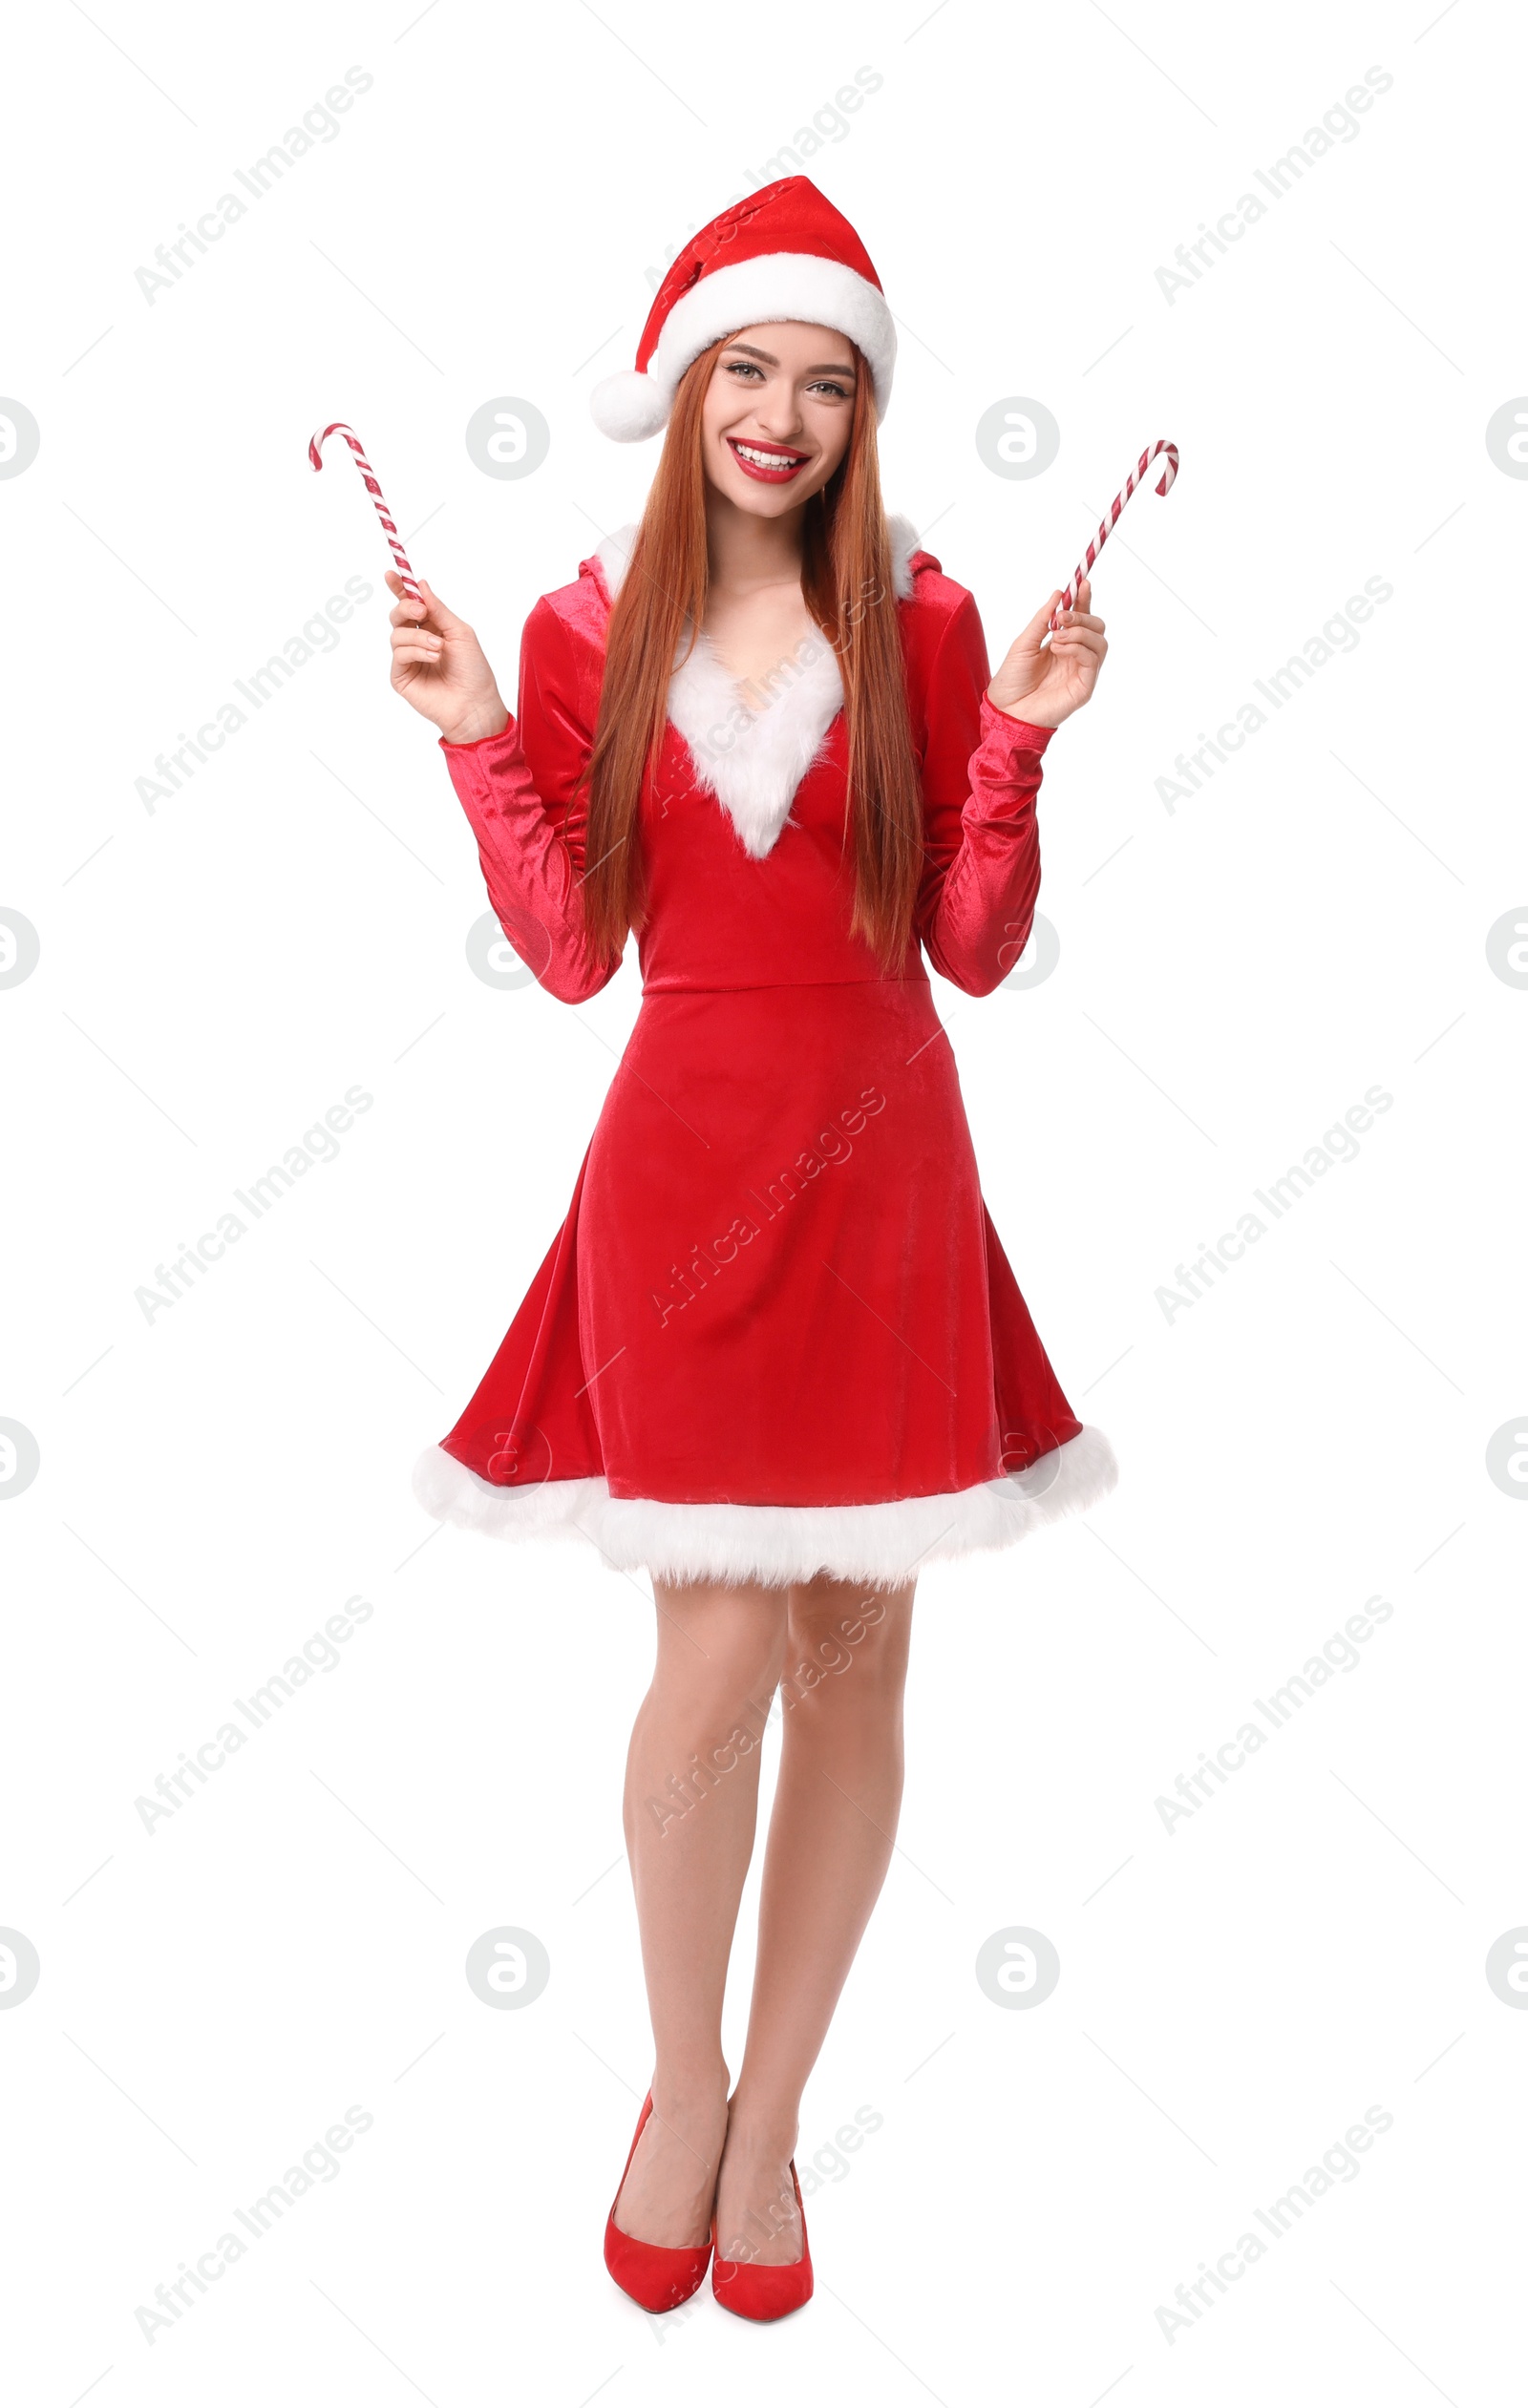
<box><xmin>590</xmin><ymin>177</ymin><xmax>897</xmax><ymax>444</ymax></box>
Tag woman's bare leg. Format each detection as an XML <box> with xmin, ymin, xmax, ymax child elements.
<box><xmin>714</xmin><ymin>1574</ymin><xmax>915</xmax><ymax>2262</ymax></box>
<box><xmin>611</xmin><ymin>1575</ymin><xmax>789</xmax><ymax>2248</ymax></box>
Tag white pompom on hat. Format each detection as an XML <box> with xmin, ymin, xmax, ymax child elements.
<box><xmin>590</xmin><ymin>177</ymin><xmax>897</xmax><ymax>443</ymax></box>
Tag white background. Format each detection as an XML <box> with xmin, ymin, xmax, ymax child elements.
<box><xmin>3</xmin><ymin>0</ymin><xmax>1524</xmax><ymax>2399</ymax></box>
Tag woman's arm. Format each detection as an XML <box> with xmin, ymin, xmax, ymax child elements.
<box><xmin>915</xmin><ymin>581</ymin><xmax>1107</xmax><ymax>998</ymax></box>
<box><xmin>915</xmin><ymin>591</ymin><xmax>1051</xmax><ymax>998</ymax></box>
<box><xmin>388</xmin><ymin>574</ymin><xmax>620</xmax><ymax>1005</ymax></box>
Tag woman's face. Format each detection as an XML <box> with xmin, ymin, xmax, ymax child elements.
<box><xmin>699</xmin><ymin>321</ymin><xmax>859</xmax><ymax>517</ymax></box>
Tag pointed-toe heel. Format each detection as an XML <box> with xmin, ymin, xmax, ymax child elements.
<box><xmin>603</xmin><ymin>2091</ymin><xmax>713</xmax><ymax>2313</ymax></box>
<box><xmin>711</xmin><ymin>2159</ymin><xmax>814</xmax><ymax>2321</ymax></box>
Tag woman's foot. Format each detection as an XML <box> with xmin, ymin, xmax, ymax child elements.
<box><xmin>713</xmin><ymin>2099</ymin><xmax>805</xmax><ymax>2265</ymax></box>
<box><xmin>611</xmin><ymin>2074</ymin><xmax>730</xmax><ymax>2249</ymax></box>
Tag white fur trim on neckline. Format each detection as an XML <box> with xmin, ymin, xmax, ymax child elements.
<box><xmin>412</xmin><ymin>1426</ymin><xmax>1119</xmax><ymax>1592</ymax></box>
<box><xmin>589</xmin><ymin>251</ymin><xmax>897</xmax><ymax>441</ymax></box>
<box><xmin>666</xmin><ymin>622</ymin><xmax>843</xmax><ymax>856</ymax></box>
<box><xmin>591</xmin><ymin>515</ymin><xmax>923</xmax><ymax>856</ymax></box>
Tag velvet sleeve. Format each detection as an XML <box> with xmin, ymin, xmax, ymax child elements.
<box><xmin>914</xmin><ymin>588</ymin><xmax>1054</xmax><ymax>999</ymax></box>
<box><xmin>437</xmin><ymin>596</ymin><xmax>620</xmax><ymax>1004</ymax></box>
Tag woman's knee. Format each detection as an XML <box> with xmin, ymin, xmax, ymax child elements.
<box><xmin>784</xmin><ymin>1579</ymin><xmax>913</xmax><ymax>1705</ymax></box>
<box><xmin>651</xmin><ymin>1578</ymin><xmax>791</xmax><ymax>1713</ymax></box>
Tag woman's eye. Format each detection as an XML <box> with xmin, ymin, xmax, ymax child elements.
<box><xmin>812</xmin><ymin>381</ymin><xmax>850</xmax><ymax>400</ymax></box>
<box><xmin>727</xmin><ymin>360</ymin><xmax>763</xmax><ymax>378</ymax></box>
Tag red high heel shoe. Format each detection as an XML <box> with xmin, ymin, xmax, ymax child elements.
<box><xmin>603</xmin><ymin>2091</ymin><xmax>713</xmax><ymax>2313</ymax></box>
<box><xmin>711</xmin><ymin>2158</ymin><xmax>814</xmax><ymax>2321</ymax></box>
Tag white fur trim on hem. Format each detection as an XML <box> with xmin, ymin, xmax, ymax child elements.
<box><xmin>590</xmin><ymin>252</ymin><xmax>897</xmax><ymax>441</ymax></box>
<box><xmin>412</xmin><ymin>1426</ymin><xmax>1118</xmax><ymax>1591</ymax></box>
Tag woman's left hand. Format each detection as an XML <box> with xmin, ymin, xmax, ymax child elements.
<box><xmin>987</xmin><ymin>576</ymin><xmax>1108</xmax><ymax>729</ymax></box>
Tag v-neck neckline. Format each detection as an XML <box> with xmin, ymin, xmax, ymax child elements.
<box><xmin>663</xmin><ymin>617</ymin><xmax>846</xmax><ymax>858</ymax></box>
<box><xmin>698</xmin><ymin>618</ymin><xmax>821</xmax><ymax>701</ymax></box>
<box><xmin>587</xmin><ymin>518</ymin><xmax>923</xmax><ymax>859</ymax></box>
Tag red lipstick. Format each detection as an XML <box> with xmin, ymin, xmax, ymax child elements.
<box><xmin>726</xmin><ymin>436</ymin><xmax>811</xmax><ymax>484</ymax></box>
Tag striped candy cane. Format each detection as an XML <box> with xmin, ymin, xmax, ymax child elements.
<box><xmin>1050</xmin><ymin>440</ymin><xmax>1179</xmax><ymax>630</ymax></box>
<box><xmin>308</xmin><ymin>422</ymin><xmax>422</xmax><ymax>602</ymax></box>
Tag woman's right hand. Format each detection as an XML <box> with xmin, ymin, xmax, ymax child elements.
<box><xmin>386</xmin><ymin>570</ymin><xmax>510</xmax><ymax>746</ymax></box>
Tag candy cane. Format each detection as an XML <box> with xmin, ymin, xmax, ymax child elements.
<box><xmin>1050</xmin><ymin>440</ymin><xmax>1179</xmax><ymax>630</ymax></box>
<box><xmin>308</xmin><ymin>422</ymin><xmax>422</xmax><ymax>602</ymax></box>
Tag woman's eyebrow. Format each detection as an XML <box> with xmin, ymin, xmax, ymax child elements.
<box><xmin>725</xmin><ymin>342</ymin><xmax>857</xmax><ymax>375</ymax></box>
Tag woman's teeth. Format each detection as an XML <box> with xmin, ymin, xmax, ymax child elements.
<box><xmin>732</xmin><ymin>442</ymin><xmax>805</xmax><ymax>470</ymax></box>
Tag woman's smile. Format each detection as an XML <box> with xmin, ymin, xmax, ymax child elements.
<box><xmin>725</xmin><ymin>435</ymin><xmax>813</xmax><ymax>482</ymax></box>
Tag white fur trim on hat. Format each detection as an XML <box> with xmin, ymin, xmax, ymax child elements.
<box><xmin>590</xmin><ymin>251</ymin><xmax>897</xmax><ymax>442</ymax></box>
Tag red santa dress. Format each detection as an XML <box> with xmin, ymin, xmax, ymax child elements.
<box><xmin>412</xmin><ymin>514</ymin><xmax>1117</xmax><ymax>1586</ymax></box>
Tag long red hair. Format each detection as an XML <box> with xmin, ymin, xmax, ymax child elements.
<box><xmin>580</xmin><ymin>337</ymin><xmax>923</xmax><ymax>967</ymax></box>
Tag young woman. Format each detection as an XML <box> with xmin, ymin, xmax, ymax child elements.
<box><xmin>393</xmin><ymin>179</ymin><xmax>1117</xmax><ymax>2321</ymax></box>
